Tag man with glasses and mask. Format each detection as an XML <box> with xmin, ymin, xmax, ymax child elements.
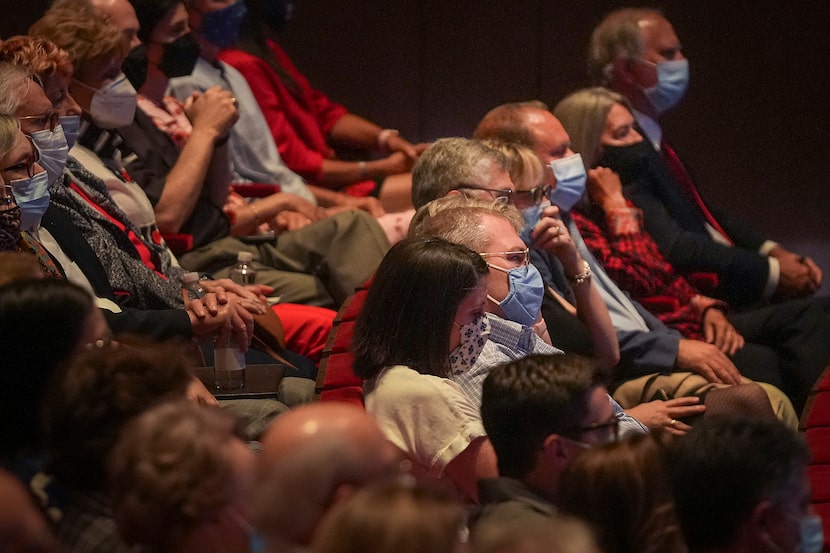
<box><xmin>672</xmin><ymin>416</ymin><xmax>822</xmax><ymax>553</ymax></box>
<box><xmin>469</xmin><ymin>353</ymin><xmax>616</xmax><ymax>533</ymax></box>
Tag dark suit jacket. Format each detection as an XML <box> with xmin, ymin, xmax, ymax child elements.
<box><xmin>602</xmin><ymin>137</ymin><xmax>771</xmax><ymax>307</ymax></box>
<box><xmin>41</xmin><ymin>205</ymin><xmax>192</xmax><ymax>340</ymax></box>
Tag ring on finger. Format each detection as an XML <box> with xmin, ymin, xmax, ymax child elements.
<box><xmin>670</xmin><ymin>419</ymin><xmax>677</xmax><ymax>427</ymax></box>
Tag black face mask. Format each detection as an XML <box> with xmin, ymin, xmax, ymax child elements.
<box><xmin>595</xmin><ymin>140</ymin><xmax>655</xmax><ymax>183</ymax></box>
<box><xmin>159</xmin><ymin>33</ymin><xmax>201</xmax><ymax>78</ymax></box>
<box><xmin>122</xmin><ymin>44</ymin><xmax>149</xmax><ymax>90</ymax></box>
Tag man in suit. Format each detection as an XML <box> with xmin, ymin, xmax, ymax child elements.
<box><xmin>587</xmin><ymin>7</ymin><xmax>822</xmax><ymax>307</ymax></box>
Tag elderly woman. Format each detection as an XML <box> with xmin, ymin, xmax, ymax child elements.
<box><xmin>0</xmin><ymin>116</ymin><xmax>22</xmax><ymax>252</ymax></box>
<box><xmin>109</xmin><ymin>400</ymin><xmax>255</xmax><ymax>553</ymax></box>
<box><xmin>352</xmin><ymin>237</ymin><xmax>497</xmax><ymax>504</ymax></box>
<box><xmin>553</xmin><ymin>87</ymin><xmax>830</xmax><ymax>412</ymax></box>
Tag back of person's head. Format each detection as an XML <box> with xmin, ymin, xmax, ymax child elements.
<box><xmin>0</xmin><ymin>468</ymin><xmax>60</xmax><ymax>553</ymax></box>
<box><xmin>43</xmin><ymin>338</ymin><xmax>193</xmax><ymax>492</ymax></box>
<box><xmin>310</xmin><ymin>481</ymin><xmax>464</xmax><ymax>553</ymax></box>
<box><xmin>481</xmin><ymin>354</ymin><xmax>601</xmax><ymax>479</ymax></box>
<box><xmin>472</xmin><ymin>101</ymin><xmax>549</xmax><ymax>147</ymax></box>
<box><xmin>109</xmin><ymin>399</ymin><xmax>252</xmax><ymax>550</ymax></box>
<box><xmin>553</xmin><ymin>87</ymin><xmax>629</xmax><ymax>170</ymax></box>
<box><xmin>0</xmin><ymin>62</ymin><xmax>32</xmax><ymax>116</ymax></box>
<box><xmin>29</xmin><ymin>0</ymin><xmax>127</xmax><ymax>74</ymax></box>
<box><xmin>254</xmin><ymin>402</ymin><xmax>403</xmax><ymax>547</ymax></box>
<box><xmin>559</xmin><ymin>433</ymin><xmax>686</xmax><ymax>553</ymax></box>
<box><xmin>472</xmin><ymin>515</ymin><xmax>600</xmax><ymax>553</ymax></box>
<box><xmin>352</xmin><ymin>236</ymin><xmax>488</xmax><ymax>379</ymax></box>
<box><xmin>587</xmin><ymin>8</ymin><xmax>661</xmax><ymax>86</ymax></box>
<box><xmin>411</xmin><ymin>137</ymin><xmax>509</xmax><ymax>209</ymax></box>
<box><xmin>0</xmin><ymin>35</ymin><xmax>73</xmax><ymax>86</ymax></box>
<box><xmin>0</xmin><ymin>279</ymin><xmax>94</xmax><ymax>456</ymax></box>
<box><xmin>671</xmin><ymin>416</ymin><xmax>811</xmax><ymax>551</ymax></box>
<box><xmin>408</xmin><ymin>195</ymin><xmax>524</xmax><ymax>253</ymax></box>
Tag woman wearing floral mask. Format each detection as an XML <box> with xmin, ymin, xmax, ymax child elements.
<box><xmin>352</xmin><ymin>237</ymin><xmax>497</xmax><ymax>505</ymax></box>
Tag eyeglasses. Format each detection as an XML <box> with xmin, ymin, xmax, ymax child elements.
<box><xmin>479</xmin><ymin>248</ymin><xmax>530</xmax><ymax>267</ymax></box>
<box><xmin>456</xmin><ymin>184</ymin><xmax>514</xmax><ymax>204</ymax></box>
<box><xmin>3</xmin><ymin>135</ymin><xmax>40</xmax><ymax>179</ymax></box>
<box><xmin>571</xmin><ymin>417</ymin><xmax>620</xmax><ymax>444</ymax></box>
<box><xmin>18</xmin><ymin>111</ymin><xmax>60</xmax><ymax>132</ymax></box>
<box><xmin>513</xmin><ymin>185</ymin><xmax>551</xmax><ymax>209</ymax></box>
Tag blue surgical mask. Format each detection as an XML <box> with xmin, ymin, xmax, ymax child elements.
<box><xmin>642</xmin><ymin>58</ymin><xmax>689</xmax><ymax>115</ymax></box>
<box><xmin>548</xmin><ymin>153</ymin><xmax>587</xmax><ymax>213</ymax></box>
<box><xmin>60</xmin><ymin>115</ymin><xmax>82</xmax><ymax>149</ymax></box>
<box><xmin>486</xmin><ymin>263</ymin><xmax>544</xmax><ymax>327</ymax></box>
<box><xmin>520</xmin><ymin>199</ymin><xmax>551</xmax><ymax>243</ymax></box>
<box><xmin>200</xmin><ymin>0</ymin><xmax>248</xmax><ymax>49</ymax></box>
<box><xmin>11</xmin><ymin>171</ymin><xmax>50</xmax><ymax>231</ymax></box>
<box><xmin>799</xmin><ymin>514</ymin><xmax>825</xmax><ymax>553</ymax></box>
<box><xmin>29</xmin><ymin>125</ymin><xmax>68</xmax><ymax>186</ymax></box>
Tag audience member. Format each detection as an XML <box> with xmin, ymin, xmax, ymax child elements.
<box><xmin>559</xmin><ymin>433</ymin><xmax>687</xmax><ymax>553</ymax></box>
<box><xmin>588</xmin><ymin>7</ymin><xmax>822</xmax><ymax>306</ymax></box>
<box><xmin>472</xmin><ymin>515</ymin><xmax>600</xmax><ymax>553</ymax></box>
<box><xmin>470</xmin><ymin>354</ymin><xmax>614</xmax><ymax>532</ymax></box>
<box><xmin>672</xmin><ymin>416</ymin><xmax>821</xmax><ymax>553</ymax></box>
<box><xmin>42</xmin><ymin>340</ymin><xmax>194</xmax><ymax>553</ymax></box>
<box><xmin>0</xmin><ymin>468</ymin><xmax>60</xmax><ymax>553</ymax></box>
<box><xmin>109</xmin><ymin>400</ymin><xmax>255</xmax><ymax>553</ymax></box>
<box><xmin>352</xmin><ymin>237</ymin><xmax>498</xmax><ymax>503</ymax></box>
<box><xmin>470</xmin><ymin>102</ymin><xmax>796</xmax><ymax>423</ymax></box>
<box><xmin>222</xmin><ymin>0</ymin><xmax>426</xmax><ymax>210</ymax></box>
<box><xmin>0</xmin><ymin>279</ymin><xmax>107</xmax><ymax>479</ymax></box>
<box><xmin>253</xmin><ymin>402</ymin><xmax>404</xmax><ymax>552</ymax></box>
<box><xmin>554</xmin><ymin>86</ymin><xmax>830</xmax><ymax>411</ymax></box>
<box><xmin>311</xmin><ymin>481</ymin><xmax>465</xmax><ymax>553</ymax></box>
<box><xmin>0</xmin><ymin>117</ymin><xmax>23</xmax><ymax>253</ymax></box>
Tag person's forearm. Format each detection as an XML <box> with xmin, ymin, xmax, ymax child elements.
<box><xmin>154</xmin><ymin>128</ymin><xmax>221</xmax><ymax>233</ymax></box>
<box><xmin>229</xmin><ymin>193</ymin><xmax>295</xmax><ymax>235</ymax></box>
<box><xmin>308</xmin><ymin>184</ymin><xmax>350</xmax><ymax>208</ymax></box>
<box><xmin>572</xmin><ymin>279</ymin><xmax>620</xmax><ymax>367</ymax></box>
<box><xmin>205</xmin><ymin>141</ymin><xmax>232</xmax><ymax>209</ymax></box>
<box><xmin>327</xmin><ymin>113</ymin><xmax>382</xmax><ymax>151</ymax></box>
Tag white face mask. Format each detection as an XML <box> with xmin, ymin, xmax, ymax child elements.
<box><xmin>60</xmin><ymin>115</ymin><xmax>82</xmax><ymax>149</ymax></box>
<box><xmin>11</xmin><ymin>170</ymin><xmax>50</xmax><ymax>231</ymax></box>
<box><xmin>29</xmin><ymin>125</ymin><xmax>69</xmax><ymax>186</ymax></box>
<box><xmin>548</xmin><ymin>153</ymin><xmax>587</xmax><ymax>212</ymax></box>
<box><xmin>642</xmin><ymin>58</ymin><xmax>690</xmax><ymax>115</ymax></box>
<box><xmin>84</xmin><ymin>74</ymin><xmax>137</xmax><ymax>129</ymax></box>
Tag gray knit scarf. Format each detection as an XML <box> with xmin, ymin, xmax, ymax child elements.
<box><xmin>49</xmin><ymin>157</ymin><xmax>185</xmax><ymax>310</ymax></box>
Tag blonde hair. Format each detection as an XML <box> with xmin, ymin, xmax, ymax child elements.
<box><xmin>29</xmin><ymin>0</ymin><xmax>127</xmax><ymax>72</ymax></box>
<box><xmin>553</xmin><ymin>87</ymin><xmax>630</xmax><ymax>170</ymax></box>
<box><xmin>0</xmin><ymin>114</ymin><xmax>20</xmax><ymax>161</ymax></box>
<box><xmin>480</xmin><ymin>140</ymin><xmax>545</xmax><ymax>192</ymax></box>
<box><xmin>409</xmin><ymin>195</ymin><xmax>525</xmax><ymax>253</ymax></box>
<box><xmin>0</xmin><ymin>35</ymin><xmax>73</xmax><ymax>84</ymax></box>
<box><xmin>311</xmin><ymin>481</ymin><xmax>464</xmax><ymax>553</ymax></box>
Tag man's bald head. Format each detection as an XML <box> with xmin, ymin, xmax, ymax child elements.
<box><xmin>254</xmin><ymin>403</ymin><xmax>403</xmax><ymax>548</ymax></box>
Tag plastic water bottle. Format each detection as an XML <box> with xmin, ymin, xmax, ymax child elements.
<box><xmin>230</xmin><ymin>251</ymin><xmax>256</xmax><ymax>285</ymax></box>
<box><xmin>182</xmin><ymin>271</ymin><xmax>206</xmax><ymax>300</ymax></box>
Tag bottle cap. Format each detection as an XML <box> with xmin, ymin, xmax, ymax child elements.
<box><xmin>237</xmin><ymin>251</ymin><xmax>254</xmax><ymax>263</ymax></box>
<box><xmin>183</xmin><ymin>271</ymin><xmax>200</xmax><ymax>284</ymax></box>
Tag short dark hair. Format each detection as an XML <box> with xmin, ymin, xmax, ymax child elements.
<box><xmin>130</xmin><ymin>0</ymin><xmax>180</xmax><ymax>44</ymax></box>
<box><xmin>43</xmin><ymin>338</ymin><xmax>193</xmax><ymax>491</ymax></box>
<box><xmin>671</xmin><ymin>416</ymin><xmax>811</xmax><ymax>550</ymax></box>
<box><xmin>351</xmin><ymin>237</ymin><xmax>488</xmax><ymax>379</ymax></box>
<box><xmin>481</xmin><ymin>354</ymin><xmax>602</xmax><ymax>478</ymax></box>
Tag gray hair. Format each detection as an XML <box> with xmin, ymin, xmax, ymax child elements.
<box><xmin>409</xmin><ymin>195</ymin><xmax>524</xmax><ymax>253</ymax></box>
<box><xmin>411</xmin><ymin>137</ymin><xmax>509</xmax><ymax>209</ymax></box>
<box><xmin>553</xmin><ymin>87</ymin><xmax>630</xmax><ymax>170</ymax></box>
<box><xmin>587</xmin><ymin>8</ymin><xmax>662</xmax><ymax>86</ymax></box>
<box><xmin>0</xmin><ymin>63</ymin><xmax>32</xmax><ymax>116</ymax></box>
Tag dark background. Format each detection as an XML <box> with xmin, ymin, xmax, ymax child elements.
<box><xmin>6</xmin><ymin>1</ymin><xmax>828</xmax><ymax>296</ymax></box>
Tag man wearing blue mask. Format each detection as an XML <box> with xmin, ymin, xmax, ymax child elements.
<box><xmin>471</xmin><ymin>103</ymin><xmax>798</xmax><ymax>424</ymax></box>
<box><xmin>588</xmin><ymin>8</ymin><xmax>823</xmax><ymax>308</ymax></box>
<box><xmin>672</xmin><ymin>417</ymin><xmax>822</xmax><ymax>553</ymax></box>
